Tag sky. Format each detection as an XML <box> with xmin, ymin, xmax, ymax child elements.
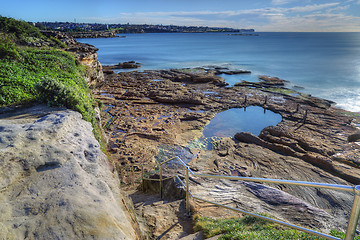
<box><xmin>1</xmin><ymin>0</ymin><xmax>360</xmax><ymax>32</ymax></box>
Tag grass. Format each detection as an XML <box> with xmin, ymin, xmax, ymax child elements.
<box><xmin>0</xmin><ymin>47</ymin><xmax>93</xmax><ymax>115</ymax></box>
<box><xmin>193</xmin><ymin>214</ymin><xmax>358</xmax><ymax>240</ymax></box>
<box><xmin>0</xmin><ymin>46</ymin><xmax>102</xmax><ymax>139</ymax></box>
<box><xmin>265</xmin><ymin>87</ymin><xmax>297</xmax><ymax>96</ymax></box>
<box><xmin>0</xmin><ymin>17</ymin><xmax>104</xmax><ymax>144</ymax></box>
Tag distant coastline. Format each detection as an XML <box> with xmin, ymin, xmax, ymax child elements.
<box><xmin>35</xmin><ymin>21</ymin><xmax>255</xmax><ymax>34</ymax></box>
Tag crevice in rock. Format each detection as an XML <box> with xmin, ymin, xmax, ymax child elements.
<box><xmin>35</xmin><ymin>162</ymin><xmax>61</xmax><ymax>172</ymax></box>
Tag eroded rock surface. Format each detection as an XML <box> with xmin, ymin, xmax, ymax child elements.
<box><xmin>0</xmin><ymin>106</ymin><xmax>137</xmax><ymax>240</ymax></box>
<box><xmin>95</xmin><ymin>66</ymin><xmax>360</xmax><ymax>233</ymax></box>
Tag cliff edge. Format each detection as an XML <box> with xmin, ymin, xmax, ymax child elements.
<box><xmin>0</xmin><ymin>105</ymin><xmax>137</xmax><ymax>239</ymax></box>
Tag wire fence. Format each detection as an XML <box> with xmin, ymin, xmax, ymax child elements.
<box><xmin>137</xmin><ymin>156</ymin><xmax>360</xmax><ymax>240</ymax></box>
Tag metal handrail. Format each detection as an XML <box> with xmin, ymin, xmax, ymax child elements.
<box><xmin>142</xmin><ymin>156</ymin><xmax>360</xmax><ymax>240</ymax></box>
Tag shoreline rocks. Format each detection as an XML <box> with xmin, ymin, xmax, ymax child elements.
<box><xmin>95</xmin><ymin>66</ymin><xmax>360</xmax><ymax>232</ymax></box>
<box><xmin>103</xmin><ymin>61</ymin><xmax>141</xmax><ymax>71</ymax></box>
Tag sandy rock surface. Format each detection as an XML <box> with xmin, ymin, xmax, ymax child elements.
<box><xmin>0</xmin><ymin>105</ymin><xmax>137</xmax><ymax>240</ymax></box>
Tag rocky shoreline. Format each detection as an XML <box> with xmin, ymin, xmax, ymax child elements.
<box><xmin>94</xmin><ymin>64</ymin><xmax>360</xmax><ymax>235</ymax></box>
<box><xmin>2</xmin><ymin>28</ymin><xmax>360</xmax><ymax>239</ymax></box>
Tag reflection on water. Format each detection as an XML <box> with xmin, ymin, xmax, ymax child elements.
<box><xmin>203</xmin><ymin>106</ymin><xmax>282</xmax><ymax>137</ymax></box>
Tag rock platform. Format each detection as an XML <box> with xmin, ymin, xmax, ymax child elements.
<box><xmin>94</xmin><ymin>66</ymin><xmax>360</xmax><ymax>234</ymax></box>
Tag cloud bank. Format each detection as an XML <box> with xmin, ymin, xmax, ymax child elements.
<box><xmin>80</xmin><ymin>2</ymin><xmax>360</xmax><ymax>32</ymax></box>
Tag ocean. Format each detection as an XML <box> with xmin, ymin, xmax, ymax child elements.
<box><xmin>78</xmin><ymin>32</ymin><xmax>360</xmax><ymax>112</ymax></box>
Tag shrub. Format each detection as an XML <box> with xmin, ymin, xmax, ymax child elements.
<box><xmin>0</xmin><ymin>33</ymin><xmax>20</xmax><ymax>60</ymax></box>
<box><xmin>35</xmin><ymin>76</ymin><xmax>96</xmax><ymax>125</ymax></box>
<box><xmin>0</xmin><ymin>16</ymin><xmax>102</xmax><ymax>143</ymax></box>
<box><xmin>0</xmin><ymin>16</ymin><xmax>42</xmax><ymax>44</ymax></box>
<box><xmin>0</xmin><ymin>16</ymin><xmax>66</xmax><ymax>48</ymax></box>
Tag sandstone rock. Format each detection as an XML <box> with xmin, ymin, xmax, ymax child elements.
<box><xmin>95</xmin><ymin>67</ymin><xmax>360</xmax><ymax>234</ymax></box>
<box><xmin>217</xmin><ymin>70</ymin><xmax>251</xmax><ymax>75</ymax></box>
<box><xmin>258</xmin><ymin>75</ymin><xmax>289</xmax><ymax>86</ymax></box>
<box><xmin>0</xmin><ymin>106</ymin><xmax>137</xmax><ymax>240</ymax></box>
<box><xmin>103</xmin><ymin>61</ymin><xmax>141</xmax><ymax>70</ymax></box>
<box><xmin>66</xmin><ymin>42</ymin><xmax>104</xmax><ymax>85</ymax></box>
<box><xmin>348</xmin><ymin>131</ymin><xmax>360</xmax><ymax>142</ymax></box>
<box><xmin>41</xmin><ymin>30</ymin><xmax>77</xmax><ymax>46</ymax></box>
<box><xmin>120</xmin><ymin>61</ymin><xmax>141</xmax><ymax>69</ymax></box>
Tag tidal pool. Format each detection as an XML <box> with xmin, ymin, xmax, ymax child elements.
<box><xmin>218</xmin><ymin>73</ymin><xmax>259</xmax><ymax>86</ymax></box>
<box><xmin>203</xmin><ymin>106</ymin><xmax>282</xmax><ymax>138</ymax></box>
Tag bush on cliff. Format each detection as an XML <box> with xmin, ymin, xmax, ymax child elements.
<box><xmin>0</xmin><ymin>33</ymin><xmax>20</xmax><ymax>60</ymax></box>
<box><xmin>0</xmin><ymin>16</ymin><xmax>65</xmax><ymax>48</ymax></box>
<box><xmin>35</xmin><ymin>77</ymin><xmax>96</xmax><ymax>125</ymax></box>
<box><xmin>0</xmin><ymin>17</ymin><xmax>101</xmax><ymax>142</ymax></box>
<box><xmin>0</xmin><ymin>46</ymin><xmax>96</xmax><ymax>124</ymax></box>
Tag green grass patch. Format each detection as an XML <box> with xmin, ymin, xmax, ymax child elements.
<box><xmin>0</xmin><ymin>41</ymin><xmax>99</xmax><ymax>132</ymax></box>
<box><xmin>193</xmin><ymin>214</ymin><xmax>356</xmax><ymax>240</ymax></box>
<box><xmin>0</xmin><ymin>46</ymin><xmax>100</xmax><ymax>131</ymax></box>
<box><xmin>0</xmin><ymin>16</ymin><xmax>108</xmax><ymax>151</ymax></box>
<box><xmin>0</xmin><ymin>45</ymin><xmax>105</xmax><ymax>144</ymax></box>
<box><xmin>266</xmin><ymin>87</ymin><xmax>297</xmax><ymax>96</ymax></box>
<box><xmin>0</xmin><ymin>47</ymin><xmax>89</xmax><ymax>109</ymax></box>
<box><xmin>335</xmin><ymin>109</ymin><xmax>360</xmax><ymax>123</ymax></box>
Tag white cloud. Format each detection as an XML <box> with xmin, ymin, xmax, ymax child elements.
<box><xmin>326</xmin><ymin>5</ymin><xmax>350</xmax><ymax>12</ymax></box>
<box><xmin>256</xmin><ymin>12</ymin><xmax>360</xmax><ymax>32</ymax></box>
<box><xmin>79</xmin><ymin>2</ymin><xmax>359</xmax><ymax>32</ymax></box>
<box><xmin>272</xmin><ymin>0</ymin><xmax>292</xmax><ymax>5</ymax></box>
<box><xmin>286</xmin><ymin>3</ymin><xmax>340</xmax><ymax>13</ymax></box>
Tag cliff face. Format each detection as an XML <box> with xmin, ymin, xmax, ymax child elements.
<box><xmin>0</xmin><ymin>34</ymin><xmax>138</xmax><ymax>239</ymax></box>
<box><xmin>66</xmin><ymin>43</ymin><xmax>104</xmax><ymax>86</ymax></box>
<box><xmin>0</xmin><ymin>106</ymin><xmax>136</xmax><ymax>240</ymax></box>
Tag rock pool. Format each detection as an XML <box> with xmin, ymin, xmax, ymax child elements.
<box><xmin>203</xmin><ymin>106</ymin><xmax>282</xmax><ymax>137</ymax></box>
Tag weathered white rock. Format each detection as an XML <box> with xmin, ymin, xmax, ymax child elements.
<box><xmin>0</xmin><ymin>106</ymin><xmax>137</xmax><ymax>240</ymax></box>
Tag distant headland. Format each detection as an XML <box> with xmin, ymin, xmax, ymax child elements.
<box><xmin>35</xmin><ymin>21</ymin><xmax>255</xmax><ymax>34</ymax></box>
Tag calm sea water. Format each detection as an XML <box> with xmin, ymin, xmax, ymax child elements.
<box><xmin>78</xmin><ymin>32</ymin><xmax>360</xmax><ymax>112</ymax></box>
<box><xmin>203</xmin><ymin>107</ymin><xmax>282</xmax><ymax>138</ymax></box>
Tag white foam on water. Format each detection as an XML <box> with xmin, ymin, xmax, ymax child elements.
<box><xmin>324</xmin><ymin>88</ymin><xmax>360</xmax><ymax>113</ymax></box>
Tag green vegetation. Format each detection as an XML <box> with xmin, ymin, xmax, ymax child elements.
<box><xmin>0</xmin><ymin>16</ymin><xmax>64</xmax><ymax>48</ymax></box>
<box><xmin>110</xmin><ymin>27</ymin><xmax>124</xmax><ymax>32</ymax></box>
<box><xmin>0</xmin><ymin>47</ymin><xmax>96</xmax><ymax>125</ymax></box>
<box><xmin>266</xmin><ymin>87</ymin><xmax>297</xmax><ymax>96</ymax></box>
<box><xmin>193</xmin><ymin>214</ymin><xmax>358</xmax><ymax>240</ymax></box>
<box><xmin>0</xmin><ymin>33</ymin><xmax>20</xmax><ymax>60</ymax></box>
<box><xmin>0</xmin><ymin>16</ymin><xmax>103</xmax><ymax>142</ymax></box>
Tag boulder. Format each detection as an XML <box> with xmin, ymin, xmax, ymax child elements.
<box><xmin>115</xmin><ymin>61</ymin><xmax>141</xmax><ymax>69</ymax></box>
<box><xmin>348</xmin><ymin>131</ymin><xmax>360</xmax><ymax>142</ymax></box>
<box><xmin>0</xmin><ymin>106</ymin><xmax>137</xmax><ymax>240</ymax></box>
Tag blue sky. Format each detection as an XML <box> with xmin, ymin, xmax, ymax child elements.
<box><xmin>1</xmin><ymin>0</ymin><xmax>360</xmax><ymax>31</ymax></box>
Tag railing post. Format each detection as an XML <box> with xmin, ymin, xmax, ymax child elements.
<box><xmin>345</xmin><ymin>185</ymin><xmax>360</xmax><ymax>240</ymax></box>
<box><xmin>132</xmin><ymin>165</ymin><xmax>135</xmax><ymax>185</ymax></box>
<box><xmin>141</xmin><ymin>165</ymin><xmax>144</xmax><ymax>192</ymax></box>
<box><xmin>186</xmin><ymin>167</ymin><xmax>190</xmax><ymax>215</ymax></box>
<box><xmin>160</xmin><ymin>164</ymin><xmax>163</xmax><ymax>199</ymax></box>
